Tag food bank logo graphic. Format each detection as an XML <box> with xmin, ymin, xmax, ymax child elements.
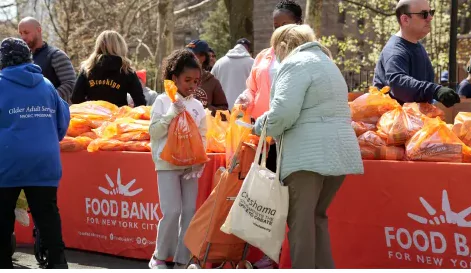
<box><xmin>407</xmin><ymin>190</ymin><xmax>471</xmax><ymax>228</ymax></box>
<box><xmin>98</xmin><ymin>168</ymin><xmax>143</xmax><ymax>197</ymax></box>
<box><xmin>85</xmin><ymin>168</ymin><xmax>160</xmax><ymax>228</ymax></box>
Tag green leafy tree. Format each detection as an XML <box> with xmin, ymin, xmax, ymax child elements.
<box><xmin>200</xmin><ymin>0</ymin><xmax>230</xmax><ymax>58</ymax></box>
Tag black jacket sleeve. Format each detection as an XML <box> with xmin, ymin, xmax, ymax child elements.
<box><xmin>128</xmin><ymin>72</ymin><xmax>147</xmax><ymax>107</ymax></box>
<box><xmin>71</xmin><ymin>71</ymin><xmax>88</xmax><ymax>104</ymax></box>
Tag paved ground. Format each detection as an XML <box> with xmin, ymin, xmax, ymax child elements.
<box><xmin>12</xmin><ymin>245</ymin><xmax>149</xmax><ymax>269</ymax></box>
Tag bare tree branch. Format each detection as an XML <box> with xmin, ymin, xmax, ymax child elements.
<box><xmin>120</xmin><ymin>0</ymin><xmax>139</xmax><ymax>33</ymax></box>
<box><xmin>0</xmin><ymin>3</ymin><xmax>14</xmax><ymax>9</ymax></box>
<box><xmin>43</xmin><ymin>0</ymin><xmax>67</xmax><ymax>45</ymax></box>
<box><xmin>124</xmin><ymin>0</ymin><xmax>154</xmax><ymax>37</ymax></box>
<box><xmin>342</xmin><ymin>0</ymin><xmax>395</xmax><ymax>17</ymax></box>
<box><xmin>174</xmin><ymin>0</ymin><xmax>217</xmax><ymax>18</ymax></box>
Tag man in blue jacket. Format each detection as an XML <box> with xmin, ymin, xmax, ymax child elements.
<box><xmin>373</xmin><ymin>0</ymin><xmax>460</xmax><ymax>107</ymax></box>
<box><xmin>0</xmin><ymin>38</ymin><xmax>70</xmax><ymax>269</ymax></box>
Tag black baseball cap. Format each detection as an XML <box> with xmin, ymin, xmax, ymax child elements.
<box><xmin>236</xmin><ymin>38</ymin><xmax>251</xmax><ymax>48</ymax></box>
<box><xmin>186</xmin><ymin>40</ymin><xmax>210</xmax><ymax>54</ymax></box>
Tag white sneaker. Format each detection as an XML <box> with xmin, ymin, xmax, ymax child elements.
<box><xmin>149</xmin><ymin>256</ymin><xmax>168</xmax><ymax>269</ymax></box>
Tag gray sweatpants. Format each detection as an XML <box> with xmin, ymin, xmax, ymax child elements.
<box><xmin>153</xmin><ymin>169</ymin><xmax>198</xmax><ymax>265</ymax></box>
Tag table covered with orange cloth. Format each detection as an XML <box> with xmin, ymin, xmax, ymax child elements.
<box><xmin>279</xmin><ymin>160</ymin><xmax>471</xmax><ymax>269</ymax></box>
<box><xmin>15</xmin><ymin>151</ymin><xmax>227</xmax><ymax>260</ymax></box>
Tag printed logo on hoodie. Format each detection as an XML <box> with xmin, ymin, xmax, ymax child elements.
<box><xmin>195</xmin><ymin>87</ymin><xmax>208</xmax><ymax>107</ymax></box>
<box><xmin>89</xmin><ymin>79</ymin><xmax>121</xmax><ymax>90</ymax></box>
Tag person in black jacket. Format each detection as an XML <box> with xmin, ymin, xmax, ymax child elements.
<box><xmin>71</xmin><ymin>30</ymin><xmax>146</xmax><ymax>107</ymax></box>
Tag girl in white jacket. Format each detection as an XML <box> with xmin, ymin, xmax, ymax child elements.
<box><xmin>148</xmin><ymin>49</ymin><xmax>207</xmax><ymax>269</ymax></box>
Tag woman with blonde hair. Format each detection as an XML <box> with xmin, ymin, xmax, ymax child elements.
<box><xmin>71</xmin><ymin>30</ymin><xmax>146</xmax><ymax>107</ymax></box>
<box><xmin>252</xmin><ymin>24</ymin><xmax>363</xmax><ymax>269</ymax></box>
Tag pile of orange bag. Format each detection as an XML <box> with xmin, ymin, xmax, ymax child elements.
<box><xmin>205</xmin><ymin>109</ymin><xmax>229</xmax><ymax>153</ymax></box>
<box><xmin>350</xmin><ymin>86</ymin><xmax>471</xmax><ymax>163</ymax></box>
<box><xmin>61</xmin><ymin>100</ymin><xmax>152</xmax><ymax>152</ymax></box>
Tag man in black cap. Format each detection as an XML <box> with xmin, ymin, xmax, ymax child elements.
<box><xmin>211</xmin><ymin>38</ymin><xmax>254</xmax><ymax>109</ymax></box>
<box><xmin>0</xmin><ymin>38</ymin><xmax>70</xmax><ymax>269</ymax></box>
<box><xmin>236</xmin><ymin>38</ymin><xmax>253</xmax><ymax>56</ymax></box>
<box><xmin>186</xmin><ymin>40</ymin><xmax>228</xmax><ymax>112</ymax></box>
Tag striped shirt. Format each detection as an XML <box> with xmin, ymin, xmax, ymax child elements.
<box><xmin>50</xmin><ymin>50</ymin><xmax>76</xmax><ymax>103</ymax></box>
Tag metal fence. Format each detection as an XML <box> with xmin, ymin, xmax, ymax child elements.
<box><xmin>343</xmin><ymin>67</ymin><xmax>468</xmax><ymax>92</ymax></box>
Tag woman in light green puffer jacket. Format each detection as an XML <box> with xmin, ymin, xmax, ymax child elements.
<box><xmin>253</xmin><ymin>24</ymin><xmax>364</xmax><ymax>269</ymax></box>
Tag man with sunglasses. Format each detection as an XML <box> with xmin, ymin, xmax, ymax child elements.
<box><xmin>373</xmin><ymin>0</ymin><xmax>460</xmax><ymax>108</ymax></box>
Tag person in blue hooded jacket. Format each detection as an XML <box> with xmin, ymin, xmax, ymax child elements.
<box><xmin>0</xmin><ymin>38</ymin><xmax>70</xmax><ymax>269</ymax></box>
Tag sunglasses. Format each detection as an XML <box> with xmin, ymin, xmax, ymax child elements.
<box><xmin>405</xmin><ymin>9</ymin><xmax>435</xmax><ymax>19</ymax></box>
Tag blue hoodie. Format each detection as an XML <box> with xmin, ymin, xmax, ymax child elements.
<box><xmin>0</xmin><ymin>63</ymin><xmax>70</xmax><ymax>188</ymax></box>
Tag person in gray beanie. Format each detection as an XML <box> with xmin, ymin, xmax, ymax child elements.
<box><xmin>0</xmin><ymin>37</ymin><xmax>70</xmax><ymax>269</ymax></box>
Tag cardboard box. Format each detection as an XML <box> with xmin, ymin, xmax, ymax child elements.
<box><xmin>434</xmin><ymin>99</ymin><xmax>471</xmax><ymax>123</ymax></box>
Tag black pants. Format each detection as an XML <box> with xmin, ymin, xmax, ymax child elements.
<box><xmin>0</xmin><ymin>186</ymin><xmax>67</xmax><ymax>269</ymax></box>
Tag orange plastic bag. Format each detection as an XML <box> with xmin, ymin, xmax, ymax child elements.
<box><xmin>377</xmin><ymin>107</ymin><xmax>423</xmax><ymax>145</ymax></box>
<box><xmin>113</xmin><ymin>131</ymin><xmax>150</xmax><ymax>142</ymax></box>
<box><xmin>357</xmin><ymin>131</ymin><xmax>405</xmax><ymax>160</ymax></box>
<box><xmin>79</xmin><ymin>131</ymin><xmax>98</xmax><ymax>139</ymax></box>
<box><xmin>87</xmin><ymin>138</ymin><xmax>150</xmax><ymax>152</ymax></box>
<box><xmin>350</xmin><ymin>86</ymin><xmax>400</xmax><ymax>124</ymax></box>
<box><xmin>160</xmin><ymin>111</ymin><xmax>209</xmax><ymax>166</ymax></box>
<box><xmin>206</xmin><ymin>109</ymin><xmax>229</xmax><ymax>153</ymax></box>
<box><xmin>87</xmin><ymin>139</ymin><xmax>126</xmax><ymax>152</ymax></box>
<box><xmin>66</xmin><ymin>118</ymin><xmax>93</xmax><ymax>137</ymax></box>
<box><xmin>100</xmin><ymin>118</ymin><xmax>150</xmax><ymax>139</ymax></box>
<box><xmin>160</xmin><ymin>80</ymin><xmax>208</xmax><ymax>165</ymax></box>
<box><xmin>164</xmin><ymin>80</ymin><xmax>178</xmax><ymax>102</ymax></box>
<box><xmin>111</xmin><ymin>106</ymin><xmax>132</xmax><ymax>120</ymax></box>
<box><xmin>225</xmin><ymin>105</ymin><xmax>252</xmax><ymax>164</ymax></box>
<box><xmin>123</xmin><ymin>141</ymin><xmax>151</xmax><ymax>152</ymax></box>
<box><xmin>70</xmin><ymin>101</ymin><xmax>118</xmax><ymax>121</ymax></box>
<box><xmin>112</xmin><ymin>106</ymin><xmax>151</xmax><ymax>120</ymax></box>
<box><xmin>351</xmin><ymin>121</ymin><xmax>376</xmax><ymax>137</ymax></box>
<box><xmin>403</xmin><ymin>102</ymin><xmax>445</xmax><ymax>120</ymax></box>
<box><xmin>452</xmin><ymin>112</ymin><xmax>471</xmax><ymax>146</ymax></box>
<box><xmin>127</xmin><ymin>106</ymin><xmax>151</xmax><ymax>120</ymax></box>
<box><xmin>92</xmin><ymin>121</ymin><xmax>112</xmax><ymax>138</ymax></box>
<box><xmin>406</xmin><ymin>117</ymin><xmax>471</xmax><ymax>162</ymax></box>
<box><xmin>60</xmin><ymin>136</ymin><xmax>93</xmax><ymax>152</ymax></box>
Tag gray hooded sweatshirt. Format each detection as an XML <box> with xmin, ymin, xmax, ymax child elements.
<box><xmin>211</xmin><ymin>44</ymin><xmax>254</xmax><ymax>109</ymax></box>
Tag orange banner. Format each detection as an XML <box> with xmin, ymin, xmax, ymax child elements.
<box><xmin>280</xmin><ymin>160</ymin><xmax>471</xmax><ymax>269</ymax></box>
<box><xmin>15</xmin><ymin>151</ymin><xmax>225</xmax><ymax>260</ymax></box>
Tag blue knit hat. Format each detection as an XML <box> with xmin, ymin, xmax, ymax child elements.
<box><xmin>0</xmin><ymin>38</ymin><xmax>33</xmax><ymax>69</ymax></box>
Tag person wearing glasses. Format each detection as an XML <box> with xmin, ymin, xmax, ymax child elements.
<box><xmin>373</xmin><ymin>0</ymin><xmax>460</xmax><ymax>108</ymax></box>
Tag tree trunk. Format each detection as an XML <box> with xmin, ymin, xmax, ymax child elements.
<box><xmin>154</xmin><ymin>0</ymin><xmax>174</xmax><ymax>91</ymax></box>
<box><xmin>224</xmin><ymin>0</ymin><xmax>253</xmax><ymax>49</ymax></box>
<box><xmin>155</xmin><ymin>0</ymin><xmax>166</xmax><ymax>90</ymax></box>
<box><xmin>165</xmin><ymin>0</ymin><xmax>174</xmax><ymax>55</ymax></box>
<box><xmin>304</xmin><ymin>0</ymin><xmax>323</xmax><ymax>38</ymax></box>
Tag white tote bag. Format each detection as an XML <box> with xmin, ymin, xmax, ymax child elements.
<box><xmin>220</xmin><ymin>120</ymin><xmax>289</xmax><ymax>263</ymax></box>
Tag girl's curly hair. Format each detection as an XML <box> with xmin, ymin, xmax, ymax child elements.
<box><xmin>162</xmin><ymin>49</ymin><xmax>202</xmax><ymax>80</ymax></box>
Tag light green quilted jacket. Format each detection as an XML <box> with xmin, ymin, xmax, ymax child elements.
<box><xmin>254</xmin><ymin>42</ymin><xmax>364</xmax><ymax>181</ymax></box>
